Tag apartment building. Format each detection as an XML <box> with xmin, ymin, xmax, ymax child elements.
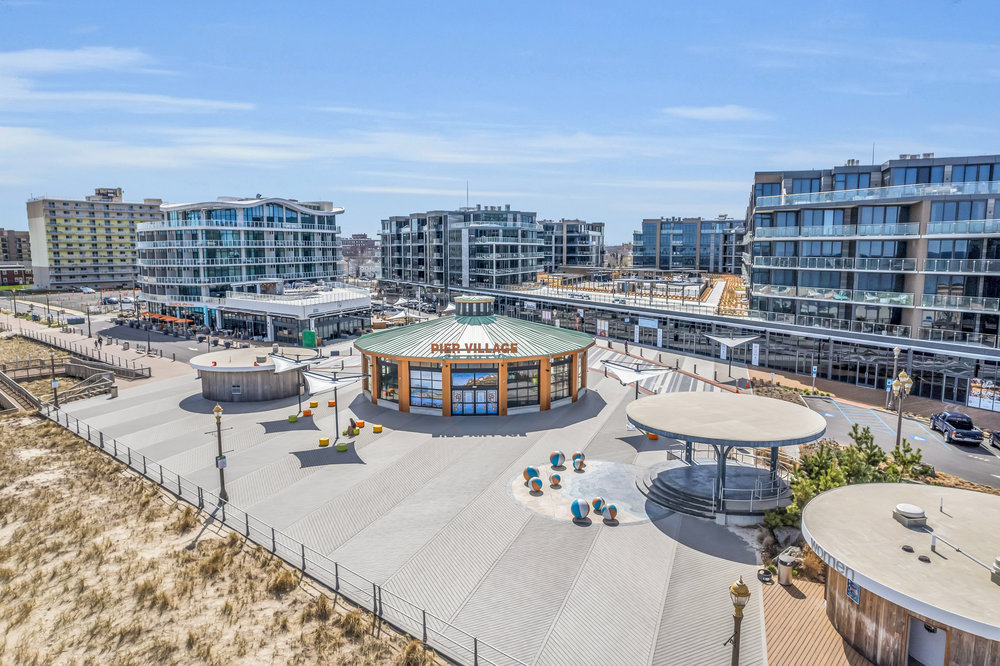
<box><xmin>26</xmin><ymin>187</ymin><xmax>160</xmax><ymax>289</ymax></box>
<box><xmin>631</xmin><ymin>215</ymin><xmax>744</xmax><ymax>273</ymax></box>
<box><xmin>0</xmin><ymin>228</ymin><xmax>30</xmax><ymax>265</ymax></box>
<box><xmin>747</xmin><ymin>153</ymin><xmax>1000</xmax><ymax>403</ymax></box>
<box><xmin>137</xmin><ymin>196</ymin><xmax>344</xmax><ymax>327</ymax></box>
<box><xmin>539</xmin><ymin>219</ymin><xmax>605</xmax><ymax>271</ymax></box>
<box><xmin>379</xmin><ymin>204</ymin><xmax>542</xmax><ymax>293</ymax></box>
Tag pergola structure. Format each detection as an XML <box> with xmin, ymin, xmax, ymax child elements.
<box><xmin>626</xmin><ymin>392</ymin><xmax>826</xmax><ymax>512</ymax></box>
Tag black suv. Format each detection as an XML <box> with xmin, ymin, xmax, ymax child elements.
<box><xmin>930</xmin><ymin>411</ymin><xmax>984</xmax><ymax>445</ymax></box>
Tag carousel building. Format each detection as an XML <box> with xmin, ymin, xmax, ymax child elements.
<box><xmin>354</xmin><ymin>295</ymin><xmax>594</xmax><ymax>416</ymax></box>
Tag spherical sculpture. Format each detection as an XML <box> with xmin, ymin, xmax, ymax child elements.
<box><xmin>529</xmin><ymin>476</ymin><xmax>543</xmax><ymax>492</ymax></box>
<box><xmin>592</xmin><ymin>497</ymin><xmax>606</xmax><ymax>513</ymax></box>
<box><xmin>601</xmin><ymin>504</ymin><xmax>618</xmax><ymax>521</ymax></box>
<box><xmin>573</xmin><ymin>457</ymin><xmax>585</xmax><ymax>471</ymax></box>
<box><xmin>549</xmin><ymin>450</ymin><xmax>566</xmax><ymax>467</ymax></box>
<box><xmin>549</xmin><ymin>473</ymin><xmax>561</xmax><ymax>487</ymax></box>
<box><xmin>571</xmin><ymin>499</ymin><xmax>591</xmax><ymax>520</ymax></box>
<box><xmin>572</xmin><ymin>451</ymin><xmax>585</xmax><ymax>463</ymax></box>
<box><xmin>523</xmin><ymin>465</ymin><xmax>540</xmax><ymax>482</ymax></box>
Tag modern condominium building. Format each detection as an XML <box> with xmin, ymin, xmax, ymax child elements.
<box><xmin>137</xmin><ymin>196</ymin><xmax>344</xmax><ymax>327</ymax></box>
<box><xmin>0</xmin><ymin>228</ymin><xmax>31</xmax><ymax>265</ymax></box>
<box><xmin>631</xmin><ymin>215</ymin><xmax>744</xmax><ymax>273</ymax></box>
<box><xmin>26</xmin><ymin>187</ymin><xmax>160</xmax><ymax>289</ymax></box>
<box><xmin>539</xmin><ymin>219</ymin><xmax>605</xmax><ymax>271</ymax></box>
<box><xmin>379</xmin><ymin>204</ymin><xmax>542</xmax><ymax>293</ymax></box>
<box><xmin>747</xmin><ymin>153</ymin><xmax>1000</xmax><ymax>403</ymax></box>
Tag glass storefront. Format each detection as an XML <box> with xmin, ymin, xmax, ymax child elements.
<box><xmin>508</xmin><ymin>360</ymin><xmax>540</xmax><ymax>407</ymax></box>
<box><xmin>451</xmin><ymin>364</ymin><xmax>499</xmax><ymax>415</ymax></box>
<box><xmin>551</xmin><ymin>355</ymin><xmax>572</xmax><ymax>401</ymax></box>
<box><xmin>410</xmin><ymin>362</ymin><xmax>443</xmax><ymax>409</ymax></box>
<box><xmin>378</xmin><ymin>358</ymin><xmax>398</xmax><ymax>403</ymax></box>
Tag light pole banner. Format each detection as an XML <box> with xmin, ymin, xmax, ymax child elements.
<box><xmin>751</xmin><ymin>343</ymin><xmax>760</xmax><ymax>366</ymax></box>
<box><xmin>633</xmin><ymin>325</ymin><xmax>639</xmax><ymax>344</ymax></box>
<box><xmin>657</xmin><ymin>328</ymin><xmax>663</xmax><ymax>348</ymax></box>
<box><xmin>596</xmin><ymin>319</ymin><xmax>609</xmax><ymax>337</ymax></box>
<box><xmin>720</xmin><ymin>343</ymin><xmax>727</xmax><ymax>361</ymax></box>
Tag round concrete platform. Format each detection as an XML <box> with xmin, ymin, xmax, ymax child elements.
<box><xmin>509</xmin><ymin>459</ymin><xmax>667</xmax><ymax>525</ymax></box>
<box><xmin>190</xmin><ymin>346</ymin><xmax>320</xmax><ymax>402</ymax></box>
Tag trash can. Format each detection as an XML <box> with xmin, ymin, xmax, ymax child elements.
<box><xmin>110</xmin><ymin>385</ymin><xmax>119</xmax><ymax>399</ymax></box>
<box><xmin>777</xmin><ymin>553</ymin><xmax>796</xmax><ymax>586</ymax></box>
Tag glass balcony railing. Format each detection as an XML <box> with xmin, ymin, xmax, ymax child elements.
<box><xmin>755</xmin><ymin>180</ymin><xmax>1000</xmax><ymax>208</ymax></box>
<box><xmin>921</xmin><ymin>294</ymin><xmax>1000</xmax><ymax>311</ymax></box>
<box><xmin>923</xmin><ymin>258</ymin><xmax>1000</xmax><ymax>273</ymax></box>
<box><xmin>754</xmin><ymin>223</ymin><xmax>918</xmax><ymax>239</ymax></box>
<box><xmin>746</xmin><ymin>310</ymin><xmax>911</xmax><ymax>337</ymax></box>
<box><xmin>752</xmin><ymin>256</ymin><xmax>917</xmax><ymax>271</ymax></box>
<box><xmin>752</xmin><ymin>284</ymin><xmax>914</xmax><ymax>306</ymax></box>
<box><xmin>925</xmin><ymin>219</ymin><xmax>1000</xmax><ymax>235</ymax></box>
<box><xmin>918</xmin><ymin>327</ymin><xmax>997</xmax><ymax>347</ymax></box>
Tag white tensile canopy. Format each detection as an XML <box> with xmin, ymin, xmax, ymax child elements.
<box><xmin>271</xmin><ymin>355</ymin><xmax>319</xmax><ymax>373</ymax></box>
<box><xmin>601</xmin><ymin>361</ymin><xmax>673</xmax><ymax>386</ymax></box>
<box><xmin>301</xmin><ymin>371</ymin><xmax>366</xmax><ymax>395</ymax></box>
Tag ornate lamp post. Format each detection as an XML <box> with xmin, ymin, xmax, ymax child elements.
<box><xmin>891</xmin><ymin>370</ymin><xmax>914</xmax><ymax>450</ymax></box>
<box><xmin>726</xmin><ymin>576</ymin><xmax>751</xmax><ymax>666</ymax></box>
<box><xmin>887</xmin><ymin>346</ymin><xmax>901</xmax><ymax>408</ymax></box>
<box><xmin>213</xmin><ymin>404</ymin><xmax>229</xmax><ymax>502</ymax></box>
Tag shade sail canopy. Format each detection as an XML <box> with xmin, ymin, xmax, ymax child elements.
<box><xmin>271</xmin><ymin>355</ymin><xmax>319</xmax><ymax>374</ymax></box>
<box><xmin>626</xmin><ymin>392</ymin><xmax>826</xmax><ymax>448</ymax></box>
<box><xmin>704</xmin><ymin>334</ymin><xmax>759</xmax><ymax>349</ymax></box>
<box><xmin>302</xmin><ymin>371</ymin><xmax>366</xmax><ymax>395</ymax></box>
<box><xmin>601</xmin><ymin>361</ymin><xmax>673</xmax><ymax>386</ymax></box>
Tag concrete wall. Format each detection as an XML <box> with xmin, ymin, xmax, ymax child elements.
<box><xmin>200</xmin><ymin>368</ymin><xmax>301</xmax><ymax>402</ymax></box>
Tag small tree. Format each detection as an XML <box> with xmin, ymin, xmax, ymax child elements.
<box><xmin>891</xmin><ymin>438</ymin><xmax>923</xmax><ymax>477</ymax></box>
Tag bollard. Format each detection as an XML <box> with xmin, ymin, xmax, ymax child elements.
<box><xmin>694</xmin><ymin>364</ymin><xmax>697</xmax><ymax>374</ymax></box>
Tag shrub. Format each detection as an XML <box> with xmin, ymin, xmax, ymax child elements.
<box><xmin>341</xmin><ymin>609</ymin><xmax>368</xmax><ymax>638</ymax></box>
<box><xmin>266</xmin><ymin>569</ymin><xmax>297</xmax><ymax>597</ymax></box>
<box><xmin>171</xmin><ymin>506</ymin><xmax>198</xmax><ymax>533</ymax></box>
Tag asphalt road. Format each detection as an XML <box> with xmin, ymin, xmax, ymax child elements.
<box><xmin>802</xmin><ymin>395</ymin><xmax>1000</xmax><ymax>488</ymax></box>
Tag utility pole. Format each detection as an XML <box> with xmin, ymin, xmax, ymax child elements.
<box><xmin>45</xmin><ymin>292</ymin><xmax>51</xmax><ymax>324</ymax></box>
<box><xmin>86</xmin><ymin>305</ymin><xmax>92</xmax><ymax>338</ymax></box>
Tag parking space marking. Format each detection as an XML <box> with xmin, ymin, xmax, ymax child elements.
<box><xmin>913</xmin><ymin>420</ymin><xmax>951</xmax><ymax>451</ymax></box>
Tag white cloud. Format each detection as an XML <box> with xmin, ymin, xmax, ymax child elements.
<box><xmin>0</xmin><ymin>46</ymin><xmax>250</xmax><ymax>114</ymax></box>
<box><xmin>313</xmin><ymin>106</ymin><xmax>411</xmax><ymax>120</ymax></box>
<box><xmin>662</xmin><ymin>105</ymin><xmax>770</xmax><ymax>121</ymax></box>
<box><xmin>0</xmin><ymin>46</ymin><xmax>150</xmax><ymax>74</ymax></box>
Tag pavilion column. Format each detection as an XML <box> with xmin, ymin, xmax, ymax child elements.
<box><xmin>371</xmin><ymin>356</ymin><xmax>380</xmax><ymax>405</ymax></box>
<box><xmin>398</xmin><ymin>359</ymin><xmax>410</xmax><ymax>413</ymax></box>
<box><xmin>770</xmin><ymin>446</ymin><xmax>779</xmax><ymax>480</ymax></box>
<box><xmin>570</xmin><ymin>354</ymin><xmax>578</xmax><ymax>403</ymax></box>
<box><xmin>441</xmin><ymin>362</ymin><xmax>451</xmax><ymax>417</ymax></box>
<box><xmin>361</xmin><ymin>353</ymin><xmax>369</xmax><ymax>393</ymax></box>
<box><xmin>580</xmin><ymin>349</ymin><xmax>588</xmax><ymax>390</ymax></box>
<box><xmin>685</xmin><ymin>440</ymin><xmax>692</xmax><ymax>463</ymax></box>
<box><xmin>540</xmin><ymin>357</ymin><xmax>551</xmax><ymax>410</ymax></box>
<box><xmin>499</xmin><ymin>360</ymin><xmax>508</xmax><ymax>415</ymax></box>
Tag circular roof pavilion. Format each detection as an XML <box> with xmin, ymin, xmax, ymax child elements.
<box><xmin>190</xmin><ymin>346</ymin><xmax>319</xmax><ymax>402</ymax></box>
<box><xmin>626</xmin><ymin>392</ymin><xmax>827</xmax><ymax>448</ymax></box>
<box><xmin>354</xmin><ymin>296</ymin><xmax>595</xmax><ymax>416</ymax></box>
<box><xmin>802</xmin><ymin>483</ymin><xmax>1000</xmax><ymax>662</ymax></box>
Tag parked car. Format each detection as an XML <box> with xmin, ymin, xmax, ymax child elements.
<box><xmin>930</xmin><ymin>411</ymin><xmax>984</xmax><ymax>445</ymax></box>
<box><xmin>121</xmin><ymin>296</ymin><xmax>134</xmax><ymax>304</ymax></box>
<box><xmin>102</xmin><ymin>296</ymin><xmax>119</xmax><ymax>305</ymax></box>
<box><xmin>79</xmin><ymin>286</ymin><xmax>95</xmax><ymax>294</ymax></box>
<box><xmin>990</xmin><ymin>430</ymin><xmax>1000</xmax><ymax>451</ymax></box>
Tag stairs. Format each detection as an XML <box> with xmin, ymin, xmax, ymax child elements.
<box><xmin>636</xmin><ymin>469</ymin><xmax>717</xmax><ymax>520</ymax></box>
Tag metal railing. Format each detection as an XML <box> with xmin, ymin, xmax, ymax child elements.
<box><xmin>0</xmin><ymin>370</ymin><xmax>41</xmax><ymax>411</ymax></box>
<box><xmin>40</xmin><ymin>406</ymin><xmax>525</xmax><ymax>666</ymax></box>
<box><xmin>921</xmin><ymin>294</ymin><xmax>1000</xmax><ymax>312</ymax></box>
<box><xmin>17</xmin><ymin>329</ymin><xmax>152</xmax><ymax>378</ymax></box>
<box><xmin>753</xmin><ymin>223</ymin><xmax>919</xmax><ymax>238</ymax></box>
<box><xmin>917</xmin><ymin>327</ymin><xmax>998</xmax><ymax>347</ymax></box>
<box><xmin>755</xmin><ymin>180</ymin><xmax>1000</xmax><ymax>208</ymax></box>
<box><xmin>922</xmin><ymin>258</ymin><xmax>1000</xmax><ymax>273</ymax></box>
<box><xmin>751</xmin><ymin>285</ymin><xmax>915</xmax><ymax>306</ymax></box>
<box><xmin>752</xmin><ymin>256</ymin><xmax>917</xmax><ymax>271</ymax></box>
<box><xmin>926</xmin><ymin>219</ymin><xmax>1000</xmax><ymax>235</ymax></box>
<box><xmin>744</xmin><ymin>310</ymin><xmax>911</xmax><ymax>337</ymax></box>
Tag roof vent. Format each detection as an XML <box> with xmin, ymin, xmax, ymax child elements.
<box><xmin>893</xmin><ymin>503</ymin><xmax>927</xmax><ymax>528</ymax></box>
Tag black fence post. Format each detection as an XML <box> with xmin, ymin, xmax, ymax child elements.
<box><xmin>142</xmin><ymin>455</ymin><xmax>147</xmax><ymax>476</ymax></box>
<box><xmin>99</xmin><ymin>432</ymin><xmax>104</xmax><ymax>449</ymax></box>
<box><xmin>334</xmin><ymin>562</ymin><xmax>339</xmax><ymax>590</ymax></box>
<box><xmin>197</xmin><ymin>486</ymin><xmax>203</xmax><ymax>508</ymax></box>
<box><xmin>271</xmin><ymin>527</ymin><xmax>276</xmax><ymax>553</ymax></box>
<box><xmin>161</xmin><ymin>466</ymin><xmax>165</xmax><ymax>486</ymax></box>
<box><xmin>300</xmin><ymin>543</ymin><xmax>306</xmax><ymax>571</ymax></box>
<box><xmin>422</xmin><ymin>610</ymin><xmax>427</xmax><ymax>644</ymax></box>
<box><xmin>176</xmin><ymin>473</ymin><xmax>182</xmax><ymax>496</ymax></box>
<box><xmin>244</xmin><ymin>512</ymin><xmax>249</xmax><ymax>537</ymax></box>
<box><xmin>474</xmin><ymin>638</ymin><xmax>479</xmax><ymax>666</ymax></box>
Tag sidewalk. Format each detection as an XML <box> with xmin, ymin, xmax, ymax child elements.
<box><xmin>747</xmin><ymin>366</ymin><xmax>1000</xmax><ymax>432</ymax></box>
<box><xmin>594</xmin><ymin>337</ymin><xmax>750</xmax><ymax>390</ymax></box>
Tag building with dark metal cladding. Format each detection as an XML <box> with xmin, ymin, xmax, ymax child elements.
<box><xmin>355</xmin><ymin>295</ymin><xmax>593</xmax><ymax>416</ymax></box>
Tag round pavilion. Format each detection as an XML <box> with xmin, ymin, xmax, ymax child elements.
<box><xmin>190</xmin><ymin>346</ymin><xmax>319</xmax><ymax>402</ymax></box>
<box><xmin>354</xmin><ymin>295</ymin><xmax>594</xmax><ymax>416</ymax></box>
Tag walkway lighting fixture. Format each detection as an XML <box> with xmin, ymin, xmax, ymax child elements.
<box><xmin>726</xmin><ymin>576</ymin><xmax>751</xmax><ymax>666</ymax></box>
<box><xmin>891</xmin><ymin>370</ymin><xmax>913</xmax><ymax>450</ymax></box>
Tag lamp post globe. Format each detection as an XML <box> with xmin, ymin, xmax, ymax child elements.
<box><xmin>728</xmin><ymin>576</ymin><xmax>751</xmax><ymax>666</ymax></box>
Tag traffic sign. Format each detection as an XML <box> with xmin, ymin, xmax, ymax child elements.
<box><xmin>216</xmin><ymin>455</ymin><xmax>227</xmax><ymax>469</ymax></box>
<box><xmin>811</xmin><ymin>365</ymin><xmax>817</xmax><ymax>377</ymax></box>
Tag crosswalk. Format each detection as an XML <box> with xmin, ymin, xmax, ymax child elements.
<box><xmin>806</xmin><ymin>396</ymin><xmax>895</xmax><ymax>435</ymax></box>
<box><xmin>588</xmin><ymin>347</ymin><xmax>725</xmax><ymax>396</ymax></box>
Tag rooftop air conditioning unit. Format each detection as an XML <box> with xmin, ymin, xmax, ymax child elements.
<box><xmin>892</xmin><ymin>503</ymin><xmax>927</xmax><ymax>528</ymax></box>
<box><xmin>923</xmin><ymin>153</ymin><xmax>934</xmax><ymax>159</ymax></box>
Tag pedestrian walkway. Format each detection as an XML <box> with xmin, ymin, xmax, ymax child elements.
<box><xmin>763</xmin><ymin>578</ymin><xmax>872</xmax><ymax>666</ymax></box>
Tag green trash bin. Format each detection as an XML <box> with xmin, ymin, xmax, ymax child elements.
<box><xmin>302</xmin><ymin>330</ymin><xmax>316</xmax><ymax>348</ymax></box>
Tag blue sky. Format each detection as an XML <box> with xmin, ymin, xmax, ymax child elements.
<box><xmin>2</xmin><ymin>1</ymin><xmax>1000</xmax><ymax>242</ymax></box>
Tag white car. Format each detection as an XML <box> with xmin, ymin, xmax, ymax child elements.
<box><xmin>79</xmin><ymin>287</ymin><xmax>96</xmax><ymax>294</ymax></box>
<box><xmin>121</xmin><ymin>296</ymin><xmax>134</xmax><ymax>304</ymax></box>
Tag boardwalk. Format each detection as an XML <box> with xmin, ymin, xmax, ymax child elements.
<box><xmin>62</xmin><ymin>353</ymin><xmax>767</xmax><ymax>665</ymax></box>
<box><xmin>763</xmin><ymin>578</ymin><xmax>872</xmax><ymax>666</ymax></box>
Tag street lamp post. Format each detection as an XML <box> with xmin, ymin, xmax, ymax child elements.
<box><xmin>891</xmin><ymin>370</ymin><xmax>914</xmax><ymax>451</ymax></box>
<box><xmin>726</xmin><ymin>576</ymin><xmax>751</xmax><ymax>666</ymax></box>
<box><xmin>213</xmin><ymin>404</ymin><xmax>229</xmax><ymax>502</ymax></box>
<box><xmin>887</xmin><ymin>346</ymin><xmax>901</xmax><ymax>409</ymax></box>
<box><xmin>86</xmin><ymin>304</ymin><xmax>92</xmax><ymax>338</ymax></box>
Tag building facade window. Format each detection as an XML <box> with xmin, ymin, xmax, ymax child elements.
<box><xmin>507</xmin><ymin>360</ymin><xmax>540</xmax><ymax>407</ymax></box>
<box><xmin>378</xmin><ymin>358</ymin><xmax>399</xmax><ymax>403</ymax></box>
<box><xmin>834</xmin><ymin>173</ymin><xmax>871</xmax><ymax>190</ymax></box>
<box><xmin>409</xmin><ymin>362</ymin><xmax>442</xmax><ymax>409</ymax></box>
<box><xmin>551</xmin><ymin>355</ymin><xmax>572</xmax><ymax>401</ymax></box>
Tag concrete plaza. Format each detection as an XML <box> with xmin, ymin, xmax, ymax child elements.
<box><xmin>61</xmin><ymin>350</ymin><xmax>766</xmax><ymax>665</ymax></box>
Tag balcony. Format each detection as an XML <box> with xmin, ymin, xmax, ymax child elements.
<box><xmin>755</xmin><ymin>180</ymin><xmax>1000</xmax><ymax>209</ymax></box>
<box><xmin>753</xmin><ymin>223</ymin><xmax>918</xmax><ymax>239</ymax></box>
<box><xmin>752</xmin><ymin>256</ymin><xmax>917</xmax><ymax>271</ymax></box>
<box><xmin>922</xmin><ymin>258</ymin><xmax>1000</xmax><ymax>273</ymax></box>
<box><xmin>918</xmin><ymin>327</ymin><xmax>998</xmax><ymax>347</ymax></box>
<box><xmin>751</xmin><ymin>284</ymin><xmax>914</xmax><ymax>306</ymax></box>
<box><xmin>925</xmin><ymin>219</ymin><xmax>1000</xmax><ymax>236</ymax></box>
<box><xmin>921</xmin><ymin>294</ymin><xmax>1000</xmax><ymax>312</ymax></box>
<box><xmin>747</xmin><ymin>310</ymin><xmax>911</xmax><ymax>338</ymax></box>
